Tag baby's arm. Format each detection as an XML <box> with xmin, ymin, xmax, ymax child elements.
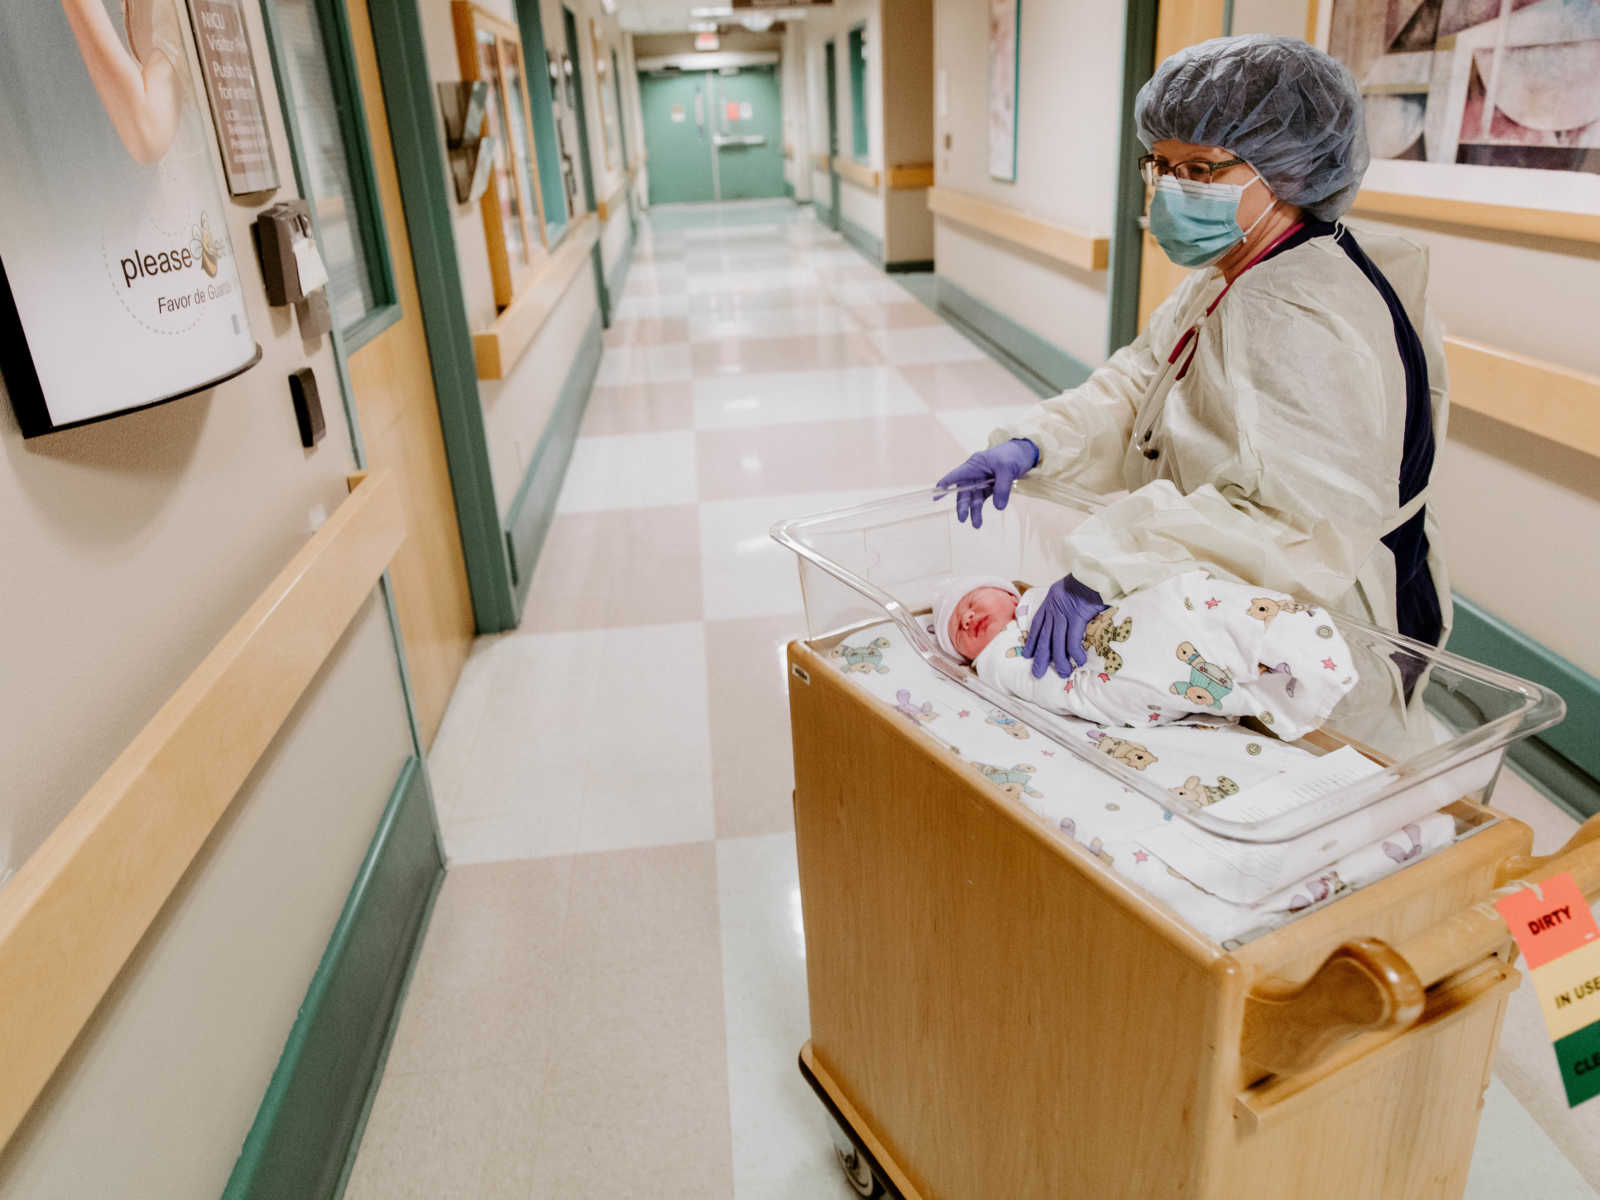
<box><xmin>61</xmin><ymin>0</ymin><xmax>183</xmax><ymax>163</ymax></box>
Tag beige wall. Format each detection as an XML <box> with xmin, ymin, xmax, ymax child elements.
<box><xmin>806</xmin><ymin>0</ymin><xmax>886</xmax><ymax>240</ymax></box>
<box><xmin>421</xmin><ymin>0</ymin><xmax>625</xmax><ymax>519</ymax></box>
<box><xmin>782</xmin><ymin>21</ymin><xmax>812</xmax><ymax>201</ymax></box>
<box><xmin>1225</xmin><ymin>6</ymin><xmax>1600</xmax><ymax>675</ymax></box>
<box><xmin>0</xmin><ymin>0</ymin><xmax>417</xmax><ymax>1190</ymax></box>
<box><xmin>881</xmin><ymin>0</ymin><xmax>934</xmax><ymax>262</ymax></box>
<box><xmin>931</xmin><ymin>0</ymin><xmax>1122</xmax><ymax>367</ymax></box>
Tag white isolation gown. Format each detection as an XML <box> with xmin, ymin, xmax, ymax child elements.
<box><xmin>993</xmin><ymin>224</ymin><xmax>1451</xmax><ymax>753</ymax></box>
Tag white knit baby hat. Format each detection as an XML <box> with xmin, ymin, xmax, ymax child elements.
<box><xmin>932</xmin><ymin>575</ymin><xmax>1022</xmax><ymax>659</ymax></box>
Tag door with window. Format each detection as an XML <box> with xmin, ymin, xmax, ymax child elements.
<box><xmin>266</xmin><ymin>0</ymin><xmax>474</xmax><ymax>747</ymax></box>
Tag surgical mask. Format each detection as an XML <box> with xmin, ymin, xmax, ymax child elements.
<box><xmin>1148</xmin><ymin>174</ymin><xmax>1274</xmax><ymax>269</ymax></box>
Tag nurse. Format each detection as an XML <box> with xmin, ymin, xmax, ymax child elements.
<box><xmin>936</xmin><ymin>35</ymin><xmax>1450</xmax><ymax>708</ymax></box>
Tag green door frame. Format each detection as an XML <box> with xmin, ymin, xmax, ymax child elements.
<box><xmin>823</xmin><ymin>38</ymin><xmax>841</xmax><ymax>230</ymax></box>
<box><xmin>562</xmin><ymin>5</ymin><xmax>613</xmax><ymax>328</ymax></box>
<box><xmin>364</xmin><ymin>0</ymin><xmax>520</xmax><ymax>635</ymax></box>
<box><xmin>1106</xmin><ymin>0</ymin><xmax>1159</xmax><ymax>353</ymax></box>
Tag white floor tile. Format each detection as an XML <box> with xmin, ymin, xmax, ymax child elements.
<box><xmin>932</xmin><ymin>404</ymin><xmax>1039</xmax><ymax>454</ymax></box>
<box><xmin>556</xmin><ymin>431</ymin><xmax>698</xmax><ymax>512</ymax></box>
<box><xmin>827</xmin><ymin>279</ymin><xmax>915</xmax><ymax>306</ymax></box>
<box><xmin>698</xmin><ymin>489</ymin><xmax>902</xmax><ymax>621</ymax></box>
<box><xmin>594</xmin><ymin>343</ymin><xmax>693</xmax><ymax>386</ymax></box>
<box><xmin>693</xmin><ymin>367</ymin><xmax>928</xmax><ymax>429</ymax></box>
<box><xmin>689</xmin><ymin>267</ymin><xmax>821</xmax><ymax>295</ymax></box>
<box><xmin>427</xmin><ymin>635</ymin><xmax>507</xmax><ymax>819</ymax></box>
<box><xmin>867</xmin><ymin>325</ymin><xmax>990</xmax><ymax>365</ymax></box>
<box><xmin>440</xmin><ymin>624</ymin><xmax>715</xmax><ymax>863</ymax></box>
<box><xmin>717</xmin><ymin>835</ymin><xmax>860</xmax><ymax>1200</ymax></box>
<box><xmin>614</xmin><ymin>292</ymin><xmax>689</xmax><ymax>320</ymax></box>
<box><xmin>691</xmin><ymin>306</ymin><xmax>861</xmax><ymax>342</ymax></box>
<box><xmin>1465</xmin><ymin>1077</ymin><xmax>1596</xmax><ymax>1198</ymax></box>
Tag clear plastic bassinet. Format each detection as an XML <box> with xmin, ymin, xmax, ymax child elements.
<box><xmin>771</xmin><ymin>478</ymin><xmax>1565</xmax><ymax>845</ymax></box>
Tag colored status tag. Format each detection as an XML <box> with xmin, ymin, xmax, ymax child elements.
<box><xmin>1497</xmin><ymin>874</ymin><xmax>1600</xmax><ymax>1107</ymax></box>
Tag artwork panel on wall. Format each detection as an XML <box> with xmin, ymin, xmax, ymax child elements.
<box><xmin>0</xmin><ymin>0</ymin><xmax>261</xmax><ymax>438</ymax></box>
<box><xmin>1313</xmin><ymin>0</ymin><xmax>1600</xmax><ymax>240</ymax></box>
<box><xmin>987</xmin><ymin>0</ymin><xmax>1020</xmax><ymax>182</ymax></box>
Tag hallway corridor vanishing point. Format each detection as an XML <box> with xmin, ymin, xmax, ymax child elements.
<box><xmin>344</xmin><ymin>201</ymin><xmax>1597</xmax><ymax>1199</ymax></box>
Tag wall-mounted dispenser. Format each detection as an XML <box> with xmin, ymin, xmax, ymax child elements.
<box><xmin>437</xmin><ymin>80</ymin><xmax>495</xmax><ymax>205</ymax></box>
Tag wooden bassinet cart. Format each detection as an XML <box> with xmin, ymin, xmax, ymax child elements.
<box><xmin>787</xmin><ymin>640</ymin><xmax>1600</xmax><ymax>1199</ymax></box>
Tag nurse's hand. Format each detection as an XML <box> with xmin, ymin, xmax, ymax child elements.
<box><xmin>934</xmin><ymin>438</ymin><xmax>1040</xmax><ymax>529</ymax></box>
<box><xmin>1022</xmin><ymin>575</ymin><xmax>1105</xmax><ymax>680</ymax></box>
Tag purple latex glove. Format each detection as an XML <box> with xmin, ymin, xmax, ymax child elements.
<box><xmin>1022</xmin><ymin>574</ymin><xmax>1106</xmax><ymax>679</ymax></box>
<box><xmin>934</xmin><ymin>438</ymin><xmax>1039</xmax><ymax>529</ymax></box>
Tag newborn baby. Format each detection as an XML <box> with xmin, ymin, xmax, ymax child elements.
<box><xmin>932</xmin><ymin>572</ymin><xmax>1358</xmax><ymax>740</ymax></box>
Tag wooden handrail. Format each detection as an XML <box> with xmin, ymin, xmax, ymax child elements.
<box><xmin>596</xmin><ymin>181</ymin><xmax>629</xmax><ymax>223</ymax></box>
<box><xmin>888</xmin><ymin>163</ymin><xmax>934</xmax><ymax>190</ymax></box>
<box><xmin>473</xmin><ymin>213</ymin><xmax>599</xmax><ymax>380</ymax></box>
<box><xmin>927</xmin><ymin>186</ymin><xmax>1110</xmax><ymax>272</ymax></box>
<box><xmin>0</xmin><ymin>470</ymin><xmax>407</xmax><ymax>1149</ymax></box>
<box><xmin>1444</xmin><ymin>336</ymin><xmax>1600</xmax><ymax>461</ymax></box>
<box><xmin>832</xmin><ymin>156</ymin><xmax>880</xmax><ymax>193</ymax></box>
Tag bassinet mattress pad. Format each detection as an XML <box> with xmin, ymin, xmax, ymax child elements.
<box><xmin>822</xmin><ymin>619</ymin><xmax>1455</xmax><ymax>946</ymax></box>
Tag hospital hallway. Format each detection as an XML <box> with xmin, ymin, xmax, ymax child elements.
<box><xmin>340</xmin><ymin>200</ymin><xmax>1599</xmax><ymax>1199</ymax></box>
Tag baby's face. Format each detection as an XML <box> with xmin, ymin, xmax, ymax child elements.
<box><xmin>948</xmin><ymin>586</ymin><xmax>1019</xmax><ymax>661</ymax></box>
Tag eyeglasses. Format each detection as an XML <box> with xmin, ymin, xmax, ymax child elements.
<box><xmin>1138</xmin><ymin>154</ymin><xmax>1249</xmax><ymax>187</ymax></box>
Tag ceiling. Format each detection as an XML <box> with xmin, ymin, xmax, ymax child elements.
<box><xmin>613</xmin><ymin>1</ymin><xmax>817</xmax><ymax>33</ymax></box>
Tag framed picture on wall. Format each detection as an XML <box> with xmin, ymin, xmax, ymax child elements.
<box><xmin>0</xmin><ymin>0</ymin><xmax>260</xmax><ymax>438</ymax></box>
<box><xmin>987</xmin><ymin>0</ymin><xmax>1020</xmax><ymax>181</ymax></box>
<box><xmin>1311</xmin><ymin>0</ymin><xmax>1600</xmax><ymax>241</ymax></box>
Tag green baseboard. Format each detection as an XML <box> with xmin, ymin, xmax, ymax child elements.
<box><xmin>930</xmin><ymin>275</ymin><xmax>1096</xmax><ymax>396</ymax></box>
<box><xmin>1446</xmin><ymin>594</ymin><xmax>1600</xmax><ymax>816</ymax></box>
<box><xmin>606</xmin><ymin>223</ymin><xmax>636</xmax><ymax>305</ymax></box>
<box><xmin>504</xmin><ymin>312</ymin><xmax>604</xmax><ymax>612</ymax></box>
<box><xmin>838</xmin><ymin>214</ymin><xmax>884</xmax><ymax>265</ymax></box>
<box><xmin>222</xmin><ymin>757</ymin><xmax>445</xmax><ymax>1200</ymax></box>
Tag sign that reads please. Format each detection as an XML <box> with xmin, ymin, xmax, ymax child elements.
<box><xmin>187</xmin><ymin>0</ymin><xmax>278</xmax><ymax>195</ymax></box>
<box><xmin>1498</xmin><ymin>875</ymin><xmax>1600</xmax><ymax>1107</ymax></box>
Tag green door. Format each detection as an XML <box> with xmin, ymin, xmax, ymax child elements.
<box><xmin>639</xmin><ymin>72</ymin><xmax>715</xmax><ymax>204</ymax></box>
<box><xmin>710</xmin><ymin>67</ymin><xmax>784</xmax><ymax>201</ymax></box>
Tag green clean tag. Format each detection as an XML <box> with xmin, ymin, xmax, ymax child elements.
<box><xmin>1554</xmin><ymin>1019</ymin><xmax>1600</xmax><ymax>1107</ymax></box>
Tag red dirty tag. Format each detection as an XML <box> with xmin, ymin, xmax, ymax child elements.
<box><xmin>1497</xmin><ymin>874</ymin><xmax>1600</xmax><ymax>970</ymax></box>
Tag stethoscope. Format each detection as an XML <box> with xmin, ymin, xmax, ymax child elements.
<box><xmin>1133</xmin><ymin>220</ymin><xmax>1350</xmax><ymax>461</ymax></box>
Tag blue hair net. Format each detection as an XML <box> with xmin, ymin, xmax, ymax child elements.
<box><xmin>1135</xmin><ymin>35</ymin><xmax>1370</xmax><ymax>222</ymax></box>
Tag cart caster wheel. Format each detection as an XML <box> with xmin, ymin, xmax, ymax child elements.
<box><xmin>834</xmin><ymin>1141</ymin><xmax>883</xmax><ymax>1197</ymax></box>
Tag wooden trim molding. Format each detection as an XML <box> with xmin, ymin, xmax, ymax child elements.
<box><xmin>596</xmin><ymin>181</ymin><xmax>628</xmax><ymax>222</ymax></box>
<box><xmin>472</xmin><ymin>214</ymin><xmax>600</xmax><ymax>380</ymax></box>
<box><xmin>927</xmin><ymin>185</ymin><xmax>1110</xmax><ymax>272</ymax></box>
<box><xmin>811</xmin><ymin>151</ymin><xmax>831</xmax><ymax>174</ymax></box>
<box><xmin>0</xmin><ymin>470</ymin><xmax>407</xmax><ymax>1151</ymax></box>
<box><xmin>832</xmin><ymin>156</ymin><xmax>881</xmax><ymax>193</ymax></box>
<box><xmin>888</xmin><ymin>163</ymin><xmax>934</xmax><ymax>190</ymax></box>
<box><xmin>1444</xmin><ymin>336</ymin><xmax>1600</xmax><ymax>460</ymax></box>
<box><xmin>1351</xmin><ymin>190</ymin><xmax>1600</xmax><ymax>247</ymax></box>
